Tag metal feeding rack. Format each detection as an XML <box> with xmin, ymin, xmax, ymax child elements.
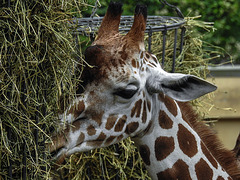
<box><xmin>72</xmin><ymin>0</ymin><xmax>186</xmax><ymax>73</ymax></box>
<box><xmin>73</xmin><ymin>15</ymin><xmax>185</xmax><ymax>34</ymax></box>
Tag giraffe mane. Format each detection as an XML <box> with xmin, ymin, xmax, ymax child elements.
<box><xmin>177</xmin><ymin>102</ymin><xmax>240</xmax><ymax>179</ymax></box>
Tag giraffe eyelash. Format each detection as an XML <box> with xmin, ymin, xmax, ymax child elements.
<box><xmin>113</xmin><ymin>87</ymin><xmax>138</xmax><ymax>99</ymax></box>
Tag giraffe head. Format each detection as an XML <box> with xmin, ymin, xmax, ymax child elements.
<box><xmin>50</xmin><ymin>2</ymin><xmax>216</xmax><ymax>163</ymax></box>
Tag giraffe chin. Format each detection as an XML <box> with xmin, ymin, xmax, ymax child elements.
<box><xmin>53</xmin><ymin>141</ymin><xmax>107</xmax><ymax>164</ymax></box>
<box><xmin>52</xmin><ymin>148</ymin><xmax>67</xmax><ymax>165</ymax></box>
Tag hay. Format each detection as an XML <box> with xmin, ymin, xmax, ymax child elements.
<box><xmin>0</xmin><ymin>0</ymin><xmax>85</xmax><ymax>179</ymax></box>
<box><xmin>0</xmin><ymin>1</ymin><xmax>220</xmax><ymax>179</ymax></box>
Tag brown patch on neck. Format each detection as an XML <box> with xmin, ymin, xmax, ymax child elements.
<box><xmin>158</xmin><ymin>93</ymin><xmax>178</xmax><ymax>117</ymax></box>
<box><xmin>177</xmin><ymin>102</ymin><xmax>240</xmax><ymax>179</ymax></box>
<box><xmin>157</xmin><ymin>159</ymin><xmax>191</xmax><ymax>180</ymax></box>
<box><xmin>195</xmin><ymin>158</ymin><xmax>214</xmax><ymax>180</ymax></box>
<box><xmin>139</xmin><ymin>145</ymin><xmax>151</xmax><ymax>166</ymax></box>
<box><xmin>177</xmin><ymin>124</ymin><xmax>198</xmax><ymax>158</ymax></box>
<box><xmin>155</xmin><ymin>136</ymin><xmax>175</xmax><ymax>161</ymax></box>
<box><xmin>158</xmin><ymin>110</ymin><xmax>173</xmax><ymax>129</ymax></box>
<box><xmin>201</xmin><ymin>141</ymin><xmax>218</xmax><ymax>169</ymax></box>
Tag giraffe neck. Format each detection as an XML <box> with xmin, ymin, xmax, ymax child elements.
<box><xmin>133</xmin><ymin>93</ymin><xmax>231</xmax><ymax>180</ymax></box>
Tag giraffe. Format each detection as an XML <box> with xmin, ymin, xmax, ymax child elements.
<box><xmin>49</xmin><ymin>2</ymin><xmax>240</xmax><ymax>179</ymax></box>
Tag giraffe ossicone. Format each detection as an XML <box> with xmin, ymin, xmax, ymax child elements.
<box><xmin>49</xmin><ymin>2</ymin><xmax>240</xmax><ymax>179</ymax></box>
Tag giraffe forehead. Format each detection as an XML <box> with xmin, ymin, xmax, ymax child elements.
<box><xmin>88</xmin><ymin>34</ymin><xmax>143</xmax><ymax>67</ymax></box>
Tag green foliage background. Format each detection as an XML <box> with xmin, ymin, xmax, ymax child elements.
<box><xmin>84</xmin><ymin>0</ymin><xmax>240</xmax><ymax>64</ymax></box>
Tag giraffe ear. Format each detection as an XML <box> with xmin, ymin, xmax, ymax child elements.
<box><xmin>146</xmin><ymin>71</ymin><xmax>217</xmax><ymax>102</ymax></box>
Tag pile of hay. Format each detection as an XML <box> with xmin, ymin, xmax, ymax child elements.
<box><xmin>0</xmin><ymin>0</ymin><xmax>85</xmax><ymax>179</ymax></box>
<box><xmin>0</xmin><ymin>1</ymin><xmax>219</xmax><ymax>179</ymax></box>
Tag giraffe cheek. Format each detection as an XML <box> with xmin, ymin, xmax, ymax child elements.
<box><xmin>105</xmin><ymin>114</ymin><xmax>118</xmax><ymax>130</ymax></box>
<box><xmin>104</xmin><ymin>136</ymin><xmax>116</xmax><ymax>146</ymax></box>
<box><xmin>87</xmin><ymin>125</ymin><xmax>97</xmax><ymax>136</ymax></box>
<box><xmin>67</xmin><ymin>100</ymin><xmax>85</xmax><ymax>119</ymax></box>
<box><xmin>114</xmin><ymin>115</ymin><xmax>127</xmax><ymax>132</ymax></box>
<box><xmin>86</xmin><ymin>132</ymin><xmax>107</xmax><ymax>147</ymax></box>
<box><xmin>125</xmin><ymin>122</ymin><xmax>139</xmax><ymax>135</ymax></box>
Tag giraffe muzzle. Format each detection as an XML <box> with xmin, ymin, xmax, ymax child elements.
<box><xmin>47</xmin><ymin>132</ymin><xmax>69</xmax><ymax>163</ymax></box>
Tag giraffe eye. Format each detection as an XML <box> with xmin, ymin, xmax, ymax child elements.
<box><xmin>114</xmin><ymin>84</ymin><xmax>138</xmax><ymax>99</ymax></box>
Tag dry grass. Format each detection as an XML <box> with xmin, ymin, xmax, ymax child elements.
<box><xmin>0</xmin><ymin>0</ymin><xmax>85</xmax><ymax>179</ymax></box>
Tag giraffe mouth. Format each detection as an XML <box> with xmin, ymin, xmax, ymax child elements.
<box><xmin>50</xmin><ymin>146</ymin><xmax>65</xmax><ymax>158</ymax></box>
<box><xmin>49</xmin><ymin>144</ymin><xmax>68</xmax><ymax>164</ymax></box>
<box><xmin>48</xmin><ymin>131</ymin><xmax>68</xmax><ymax>162</ymax></box>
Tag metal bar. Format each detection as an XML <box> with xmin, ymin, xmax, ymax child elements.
<box><xmin>75</xmin><ymin>34</ymin><xmax>80</xmax><ymax>62</ymax></box>
<box><xmin>33</xmin><ymin>75</ymin><xmax>40</xmax><ymax>179</ymax></box>
<box><xmin>86</xmin><ymin>152</ymin><xmax>91</xmax><ymax>179</ymax></box>
<box><xmin>114</xmin><ymin>144</ymin><xmax>120</xmax><ymax>180</ymax></box>
<box><xmin>71</xmin><ymin>16</ymin><xmax>185</xmax><ymax>36</ymax></box>
<box><xmin>171</xmin><ymin>29</ymin><xmax>178</xmax><ymax>73</ymax></box>
<box><xmin>90</xmin><ymin>0</ymin><xmax>99</xmax><ymax>19</ymax></box>
<box><xmin>41</xmin><ymin>82</ymin><xmax>47</xmax><ymax>173</ymax></box>
<box><xmin>161</xmin><ymin>26</ymin><xmax>167</xmax><ymax>67</ymax></box>
<box><xmin>160</xmin><ymin>0</ymin><xmax>184</xmax><ymax>18</ymax></box>
<box><xmin>7</xmin><ymin>127</ymin><xmax>12</xmax><ymax>180</ymax></box>
<box><xmin>100</xmin><ymin>154</ymin><xmax>106</xmax><ymax>180</ymax></box>
<box><xmin>6</xmin><ymin>8</ymin><xmax>12</xmax><ymax>178</ymax></box>
<box><xmin>148</xmin><ymin>26</ymin><xmax>153</xmax><ymax>53</ymax></box>
<box><xmin>22</xmin><ymin>80</ymin><xmax>27</xmax><ymax>180</ymax></box>
<box><xmin>21</xmin><ymin>2</ymin><xmax>27</xmax><ymax>178</ymax></box>
<box><xmin>6</xmin><ymin>44</ymin><xmax>13</xmax><ymax>180</ymax></box>
<box><xmin>22</xmin><ymin>143</ymin><xmax>27</xmax><ymax>180</ymax></box>
<box><xmin>179</xmin><ymin>27</ymin><xmax>186</xmax><ymax>62</ymax></box>
<box><xmin>90</xmin><ymin>32</ymin><xmax>95</xmax><ymax>42</ymax></box>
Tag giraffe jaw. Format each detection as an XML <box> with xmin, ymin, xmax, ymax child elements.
<box><xmin>51</xmin><ymin>140</ymin><xmax>111</xmax><ymax>164</ymax></box>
